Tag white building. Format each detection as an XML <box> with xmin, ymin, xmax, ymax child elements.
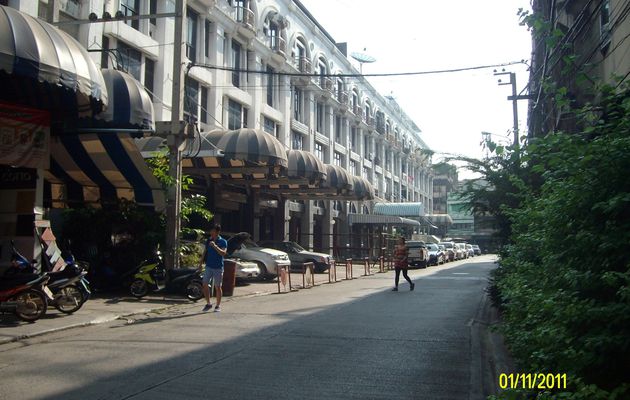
<box><xmin>5</xmin><ymin>0</ymin><xmax>433</xmax><ymax>254</ymax></box>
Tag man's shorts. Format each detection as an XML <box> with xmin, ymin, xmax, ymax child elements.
<box><xmin>203</xmin><ymin>267</ymin><xmax>224</xmax><ymax>287</ymax></box>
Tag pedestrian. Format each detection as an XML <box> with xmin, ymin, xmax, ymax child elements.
<box><xmin>393</xmin><ymin>237</ymin><xmax>415</xmax><ymax>291</ymax></box>
<box><xmin>200</xmin><ymin>224</ymin><xmax>228</xmax><ymax>312</ymax></box>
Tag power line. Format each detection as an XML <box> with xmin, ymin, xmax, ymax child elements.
<box><xmin>190</xmin><ymin>61</ymin><xmax>527</xmax><ymax>79</ymax></box>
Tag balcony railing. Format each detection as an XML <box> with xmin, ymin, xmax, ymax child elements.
<box><xmin>320</xmin><ymin>76</ymin><xmax>334</xmax><ymax>91</ymax></box>
<box><xmin>296</xmin><ymin>56</ymin><xmax>312</xmax><ymax>74</ymax></box>
<box><xmin>365</xmin><ymin>115</ymin><xmax>375</xmax><ymax>127</ymax></box>
<box><xmin>235</xmin><ymin>6</ymin><xmax>255</xmax><ymax>30</ymax></box>
<box><xmin>376</xmin><ymin>121</ymin><xmax>385</xmax><ymax>134</ymax></box>
<box><xmin>352</xmin><ymin>104</ymin><xmax>361</xmax><ymax>117</ymax></box>
<box><xmin>338</xmin><ymin>90</ymin><xmax>348</xmax><ymax>105</ymax></box>
<box><xmin>269</xmin><ymin>36</ymin><xmax>286</xmax><ymax>56</ymax></box>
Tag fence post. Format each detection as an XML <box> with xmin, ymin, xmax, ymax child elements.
<box><xmin>302</xmin><ymin>262</ymin><xmax>315</xmax><ymax>288</ymax></box>
<box><xmin>328</xmin><ymin>260</ymin><xmax>337</xmax><ymax>283</ymax></box>
<box><xmin>345</xmin><ymin>258</ymin><xmax>352</xmax><ymax>280</ymax></box>
<box><xmin>277</xmin><ymin>265</ymin><xmax>291</xmax><ymax>294</ymax></box>
<box><xmin>363</xmin><ymin>257</ymin><xmax>370</xmax><ymax>276</ymax></box>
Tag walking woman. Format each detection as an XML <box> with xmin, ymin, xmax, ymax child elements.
<box><xmin>393</xmin><ymin>237</ymin><xmax>415</xmax><ymax>291</ymax></box>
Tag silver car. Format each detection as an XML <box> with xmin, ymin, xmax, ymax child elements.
<box><xmin>230</xmin><ymin>237</ymin><xmax>291</xmax><ymax>278</ymax></box>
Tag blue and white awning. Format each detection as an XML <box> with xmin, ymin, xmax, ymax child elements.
<box><xmin>374</xmin><ymin>202</ymin><xmax>425</xmax><ymax>217</ymax></box>
<box><xmin>348</xmin><ymin>213</ymin><xmax>421</xmax><ymax>227</ymax></box>
<box><xmin>0</xmin><ymin>5</ymin><xmax>107</xmax><ymax>116</ymax></box>
<box><xmin>45</xmin><ymin>133</ymin><xmax>165</xmax><ymax>210</ymax></box>
<box><xmin>94</xmin><ymin>69</ymin><xmax>154</xmax><ymax>132</ymax></box>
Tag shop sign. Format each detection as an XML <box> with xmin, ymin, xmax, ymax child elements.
<box><xmin>0</xmin><ymin>101</ymin><xmax>50</xmax><ymax>169</ymax></box>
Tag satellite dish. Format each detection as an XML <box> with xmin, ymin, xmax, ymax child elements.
<box><xmin>350</xmin><ymin>48</ymin><xmax>376</xmax><ymax>73</ymax></box>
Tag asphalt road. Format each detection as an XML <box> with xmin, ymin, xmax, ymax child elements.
<box><xmin>0</xmin><ymin>256</ymin><xmax>498</xmax><ymax>400</ymax></box>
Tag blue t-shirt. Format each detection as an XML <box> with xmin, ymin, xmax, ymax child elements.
<box><xmin>205</xmin><ymin>236</ymin><xmax>228</xmax><ymax>269</ymax></box>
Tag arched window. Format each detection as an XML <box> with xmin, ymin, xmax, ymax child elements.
<box><xmin>292</xmin><ymin>37</ymin><xmax>310</xmax><ymax>73</ymax></box>
<box><xmin>351</xmin><ymin>88</ymin><xmax>360</xmax><ymax>114</ymax></box>
<box><xmin>316</xmin><ymin>56</ymin><xmax>330</xmax><ymax>89</ymax></box>
<box><xmin>263</xmin><ymin>12</ymin><xmax>286</xmax><ymax>55</ymax></box>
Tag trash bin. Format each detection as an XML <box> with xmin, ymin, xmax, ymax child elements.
<box><xmin>222</xmin><ymin>260</ymin><xmax>236</xmax><ymax>296</ymax></box>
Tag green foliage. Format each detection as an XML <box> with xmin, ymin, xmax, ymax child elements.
<box><xmin>459</xmin><ymin>84</ymin><xmax>630</xmax><ymax>399</ymax></box>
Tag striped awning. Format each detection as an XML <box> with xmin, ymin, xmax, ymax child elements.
<box><xmin>45</xmin><ymin>133</ymin><xmax>165</xmax><ymax>210</ymax></box>
<box><xmin>374</xmin><ymin>202</ymin><xmax>424</xmax><ymax>217</ymax></box>
<box><xmin>287</xmin><ymin>150</ymin><xmax>326</xmax><ymax>184</ymax></box>
<box><xmin>324</xmin><ymin>164</ymin><xmax>354</xmax><ymax>192</ymax></box>
<box><xmin>218</xmin><ymin>128</ymin><xmax>287</xmax><ymax>168</ymax></box>
<box><xmin>348</xmin><ymin>213</ymin><xmax>421</xmax><ymax>227</ymax></box>
<box><xmin>427</xmin><ymin>214</ymin><xmax>453</xmax><ymax>225</ymax></box>
<box><xmin>93</xmin><ymin>69</ymin><xmax>154</xmax><ymax>132</ymax></box>
<box><xmin>352</xmin><ymin>176</ymin><xmax>376</xmax><ymax>201</ymax></box>
<box><xmin>0</xmin><ymin>5</ymin><xmax>107</xmax><ymax>116</ymax></box>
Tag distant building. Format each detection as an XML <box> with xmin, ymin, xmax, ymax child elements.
<box><xmin>446</xmin><ymin>190</ymin><xmax>474</xmax><ymax>239</ymax></box>
<box><xmin>430</xmin><ymin>163</ymin><xmax>457</xmax><ymax>237</ymax></box>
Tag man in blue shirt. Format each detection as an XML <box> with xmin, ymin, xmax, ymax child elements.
<box><xmin>201</xmin><ymin>224</ymin><xmax>227</xmax><ymax>312</ymax></box>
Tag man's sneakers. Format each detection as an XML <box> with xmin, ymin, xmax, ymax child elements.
<box><xmin>392</xmin><ymin>287</ymin><xmax>398</xmax><ymax>292</ymax></box>
<box><xmin>410</xmin><ymin>282</ymin><xmax>415</xmax><ymax>291</ymax></box>
<box><xmin>214</xmin><ymin>305</ymin><xmax>221</xmax><ymax>312</ymax></box>
<box><xmin>202</xmin><ymin>303</ymin><xmax>213</xmax><ymax>312</ymax></box>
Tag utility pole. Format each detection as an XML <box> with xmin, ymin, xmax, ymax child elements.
<box><xmin>493</xmin><ymin>69</ymin><xmax>529</xmax><ymax>147</ymax></box>
<box><xmin>165</xmin><ymin>0</ymin><xmax>187</xmax><ymax>270</ymax></box>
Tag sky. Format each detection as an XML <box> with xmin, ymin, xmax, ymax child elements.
<box><xmin>299</xmin><ymin>0</ymin><xmax>533</xmax><ymax>176</ymax></box>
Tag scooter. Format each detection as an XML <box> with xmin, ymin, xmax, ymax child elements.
<box><xmin>129</xmin><ymin>249</ymin><xmax>203</xmax><ymax>301</ymax></box>
<box><xmin>11</xmin><ymin>241</ymin><xmax>91</xmax><ymax>314</ymax></box>
<box><xmin>0</xmin><ymin>273</ymin><xmax>50</xmax><ymax>322</ymax></box>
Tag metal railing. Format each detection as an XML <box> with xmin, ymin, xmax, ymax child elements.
<box><xmin>269</xmin><ymin>35</ymin><xmax>286</xmax><ymax>55</ymax></box>
<box><xmin>296</xmin><ymin>56</ymin><xmax>312</xmax><ymax>74</ymax></box>
<box><xmin>235</xmin><ymin>6</ymin><xmax>255</xmax><ymax>29</ymax></box>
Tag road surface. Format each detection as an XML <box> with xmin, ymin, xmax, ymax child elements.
<box><xmin>0</xmin><ymin>256</ymin><xmax>498</xmax><ymax>400</ymax></box>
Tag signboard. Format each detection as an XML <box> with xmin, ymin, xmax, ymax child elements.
<box><xmin>0</xmin><ymin>101</ymin><xmax>50</xmax><ymax>169</ymax></box>
<box><xmin>0</xmin><ymin>167</ymin><xmax>37</xmax><ymax>189</ymax></box>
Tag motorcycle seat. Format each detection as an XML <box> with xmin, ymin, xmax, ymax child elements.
<box><xmin>0</xmin><ymin>273</ymin><xmax>45</xmax><ymax>290</ymax></box>
<box><xmin>168</xmin><ymin>268</ymin><xmax>199</xmax><ymax>278</ymax></box>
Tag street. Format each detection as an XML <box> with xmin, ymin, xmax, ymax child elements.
<box><xmin>0</xmin><ymin>256</ymin><xmax>498</xmax><ymax>400</ymax></box>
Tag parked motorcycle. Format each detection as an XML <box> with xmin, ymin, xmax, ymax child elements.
<box><xmin>0</xmin><ymin>273</ymin><xmax>50</xmax><ymax>322</ymax></box>
<box><xmin>12</xmin><ymin>241</ymin><xmax>91</xmax><ymax>314</ymax></box>
<box><xmin>129</xmin><ymin>250</ymin><xmax>203</xmax><ymax>301</ymax></box>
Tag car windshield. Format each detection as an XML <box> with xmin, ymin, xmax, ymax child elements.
<box><xmin>288</xmin><ymin>242</ymin><xmax>306</xmax><ymax>252</ymax></box>
<box><xmin>426</xmin><ymin>244</ymin><xmax>439</xmax><ymax>251</ymax></box>
<box><xmin>242</xmin><ymin>239</ymin><xmax>261</xmax><ymax>248</ymax></box>
<box><xmin>407</xmin><ymin>241</ymin><xmax>424</xmax><ymax>248</ymax></box>
<box><xmin>440</xmin><ymin>243</ymin><xmax>453</xmax><ymax>248</ymax></box>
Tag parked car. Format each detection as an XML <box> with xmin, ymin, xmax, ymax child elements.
<box><xmin>258</xmin><ymin>241</ymin><xmax>331</xmax><ymax>273</ymax></box>
<box><xmin>228</xmin><ymin>258</ymin><xmax>260</xmax><ymax>281</ymax></box>
<box><xmin>227</xmin><ymin>233</ymin><xmax>291</xmax><ymax>278</ymax></box>
<box><xmin>471</xmin><ymin>245</ymin><xmax>482</xmax><ymax>256</ymax></box>
<box><xmin>407</xmin><ymin>241</ymin><xmax>429</xmax><ymax>268</ymax></box>
<box><xmin>455</xmin><ymin>243</ymin><xmax>468</xmax><ymax>259</ymax></box>
<box><xmin>425</xmin><ymin>243</ymin><xmax>445</xmax><ymax>266</ymax></box>
<box><xmin>466</xmin><ymin>244</ymin><xmax>475</xmax><ymax>258</ymax></box>
<box><xmin>438</xmin><ymin>245</ymin><xmax>449</xmax><ymax>262</ymax></box>
<box><xmin>439</xmin><ymin>242</ymin><xmax>456</xmax><ymax>262</ymax></box>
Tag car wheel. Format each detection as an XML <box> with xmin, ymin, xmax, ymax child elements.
<box><xmin>256</xmin><ymin>262</ymin><xmax>269</xmax><ymax>281</ymax></box>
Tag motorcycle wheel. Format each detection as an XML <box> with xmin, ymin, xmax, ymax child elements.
<box><xmin>54</xmin><ymin>285</ymin><xmax>84</xmax><ymax>314</ymax></box>
<box><xmin>186</xmin><ymin>280</ymin><xmax>204</xmax><ymax>301</ymax></box>
<box><xmin>130</xmin><ymin>279</ymin><xmax>149</xmax><ymax>298</ymax></box>
<box><xmin>13</xmin><ymin>289</ymin><xmax>47</xmax><ymax>322</ymax></box>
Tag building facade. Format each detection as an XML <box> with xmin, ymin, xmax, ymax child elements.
<box><xmin>527</xmin><ymin>0</ymin><xmax>630</xmax><ymax>136</ymax></box>
<box><xmin>4</xmin><ymin>0</ymin><xmax>433</xmax><ymax>252</ymax></box>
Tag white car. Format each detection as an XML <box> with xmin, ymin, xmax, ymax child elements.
<box><xmin>231</xmin><ymin>238</ymin><xmax>291</xmax><ymax>278</ymax></box>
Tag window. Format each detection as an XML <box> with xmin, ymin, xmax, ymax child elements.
<box><xmin>144</xmin><ymin>58</ymin><xmax>155</xmax><ymax>101</ymax></box>
<box><xmin>349</xmin><ymin>160</ymin><xmax>358</xmax><ymax>175</ymax></box>
<box><xmin>335</xmin><ymin>116</ymin><xmax>342</xmax><ymax>144</ymax></box>
<box><xmin>200</xmin><ymin>87</ymin><xmax>208</xmax><ymax>124</ymax></box>
<box><xmin>263</xmin><ymin>117</ymin><xmax>277</xmax><ymax>137</ymax></box>
<box><xmin>363</xmin><ymin>166</ymin><xmax>369</xmax><ymax>179</ymax></box>
<box><xmin>186</xmin><ymin>8</ymin><xmax>198</xmax><ymax>63</ymax></box>
<box><xmin>315</xmin><ymin>143</ymin><xmax>324</xmax><ymax>161</ymax></box>
<box><xmin>292</xmin><ymin>131</ymin><xmax>303</xmax><ymax>150</ymax></box>
<box><xmin>231</xmin><ymin>40</ymin><xmax>242</xmax><ymax>87</ymax></box>
<box><xmin>334</xmin><ymin>151</ymin><xmax>343</xmax><ymax>167</ymax></box>
<box><xmin>364</xmin><ymin>135</ymin><xmax>370</xmax><ymax>156</ymax></box>
<box><xmin>293</xmin><ymin>87</ymin><xmax>303</xmax><ymax>122</ymax></box>
<box><xmin>117</xmin><ymin>41</ymin><xmax>142</xmax><ymax>81</ymax></box>
<box><xmin>119</xmin><ymin>0</ymin><xmax>140</xmax><ymax>31</ymax></box>
<box><xmin>266</xmin><ymin>66</ymin><xmax>274</xmax><ymax>107</ymax></box>
<box><xmin>184</xmin><ymin>77</ymin><xmax>200</xmax><ymax>121</ymax></box>
<box><xmin>316</xmin><ymin>102</ymin><xmax>325</xmax><ymax>133</ymax></box>
<box><xmin>149</xmin><ymin>0</ymin><xmax>157</xmax><ymax>26</ymax></box>
<box><xmin>205</xmin><ymin>20</ymin><xmax>211</xmax><ymax>58</ymax></box>
<box><xmin>101</xmin><ymin>36</ymin><xmax>110</xmax><ymax>68</ymax></box>
<box><xmin>350</xmin><ymin>126</ymin><xmax>357</xmax><ymax>151</ymax></box>
<box><xmin>228</xmin><ymin>99</ymin><xmax>245</xmax><ymax>130</ymax></box>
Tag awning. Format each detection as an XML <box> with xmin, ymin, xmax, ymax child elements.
<box><xmin>217</xmin><ymin>128</ymin><xmax>287</xmax><ymax>168</ymax></box>
<box><xmin>352</xmin><ymin>176</ymin><xmax>376</xmax><ymax>201</ymax></box>
<box><xmin>45</xmin><ymin>133</ymin><xmax>165</xmax><ymax>210</ymax></box>
<box><xmin>348</xmin><ymin>213</ymin><xmax>421</xmax><ymax>227</ymax></box>
<box><xmin>374</xmin><ymin>202</ymin><xmax>424</xmax><ymax>217</ymax></box>
<box><xmin>287</xmin><ymin>149</ymin><xmax>326</xmax><ymax>184</ymax></box>
<box><xmin>427</xmin><ymin>214</ymin><xmax>453</xmax><ymax>225</ymax></box>
<box><xmin>91</xmin><ymin>69</ymin><xmax>154</xmax><ymax>133</ymax></box>
<box><xmin>324</xmin><ymin>164</ymin><xmax>354</xmax><ymax>192</ymax></box>
<box><xmin>0</xmin><ymin>5</ymin><xmax>107</xmax><ymax>116</ymax></box>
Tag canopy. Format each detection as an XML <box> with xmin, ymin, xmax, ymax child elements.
<box><xmin>0</xmin><ymin>5</ymin><xmax>107</xmax><ymax>116</ymax></box>
<box><xmin>93</xmin><ymin>69</ymin><xmax>154</xmax><ymax>132</ymax></box>
<box><xmin>352</xmin><ymin>176</ymin><xmax>376</xmax><ymax>201</ymax></box>
<box><xmin>324</xmin><ymin>164</ymin><xmax>354</xmax><ymax>192</ymax></box>
<box><xmin>373</xmin><ymin>202</ymin><xmax>424</xmax><ymax>217</ymax></box>
<box><xmin>46</xmin><ymin>133</ymin><xmax>165</xmax><ymax>210</ymax></box>
<box><xmin>427</xmin><ymin>214</ymin><xmax>453</xmax><ymax>225</ymax></box>
<box><xmin>217</xmin><ymin>128</ymin><xmax>287</xmax><ymax>168</ymax></box>
<box><xmin>287</xmin><ymin>149</ymin><xmax>326</xmax><ymax>184</ymax></box>
<box><xmin>348</xmin><ymin>213</ymin><xmax>421</xmax><ymax>227</ymax></box>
